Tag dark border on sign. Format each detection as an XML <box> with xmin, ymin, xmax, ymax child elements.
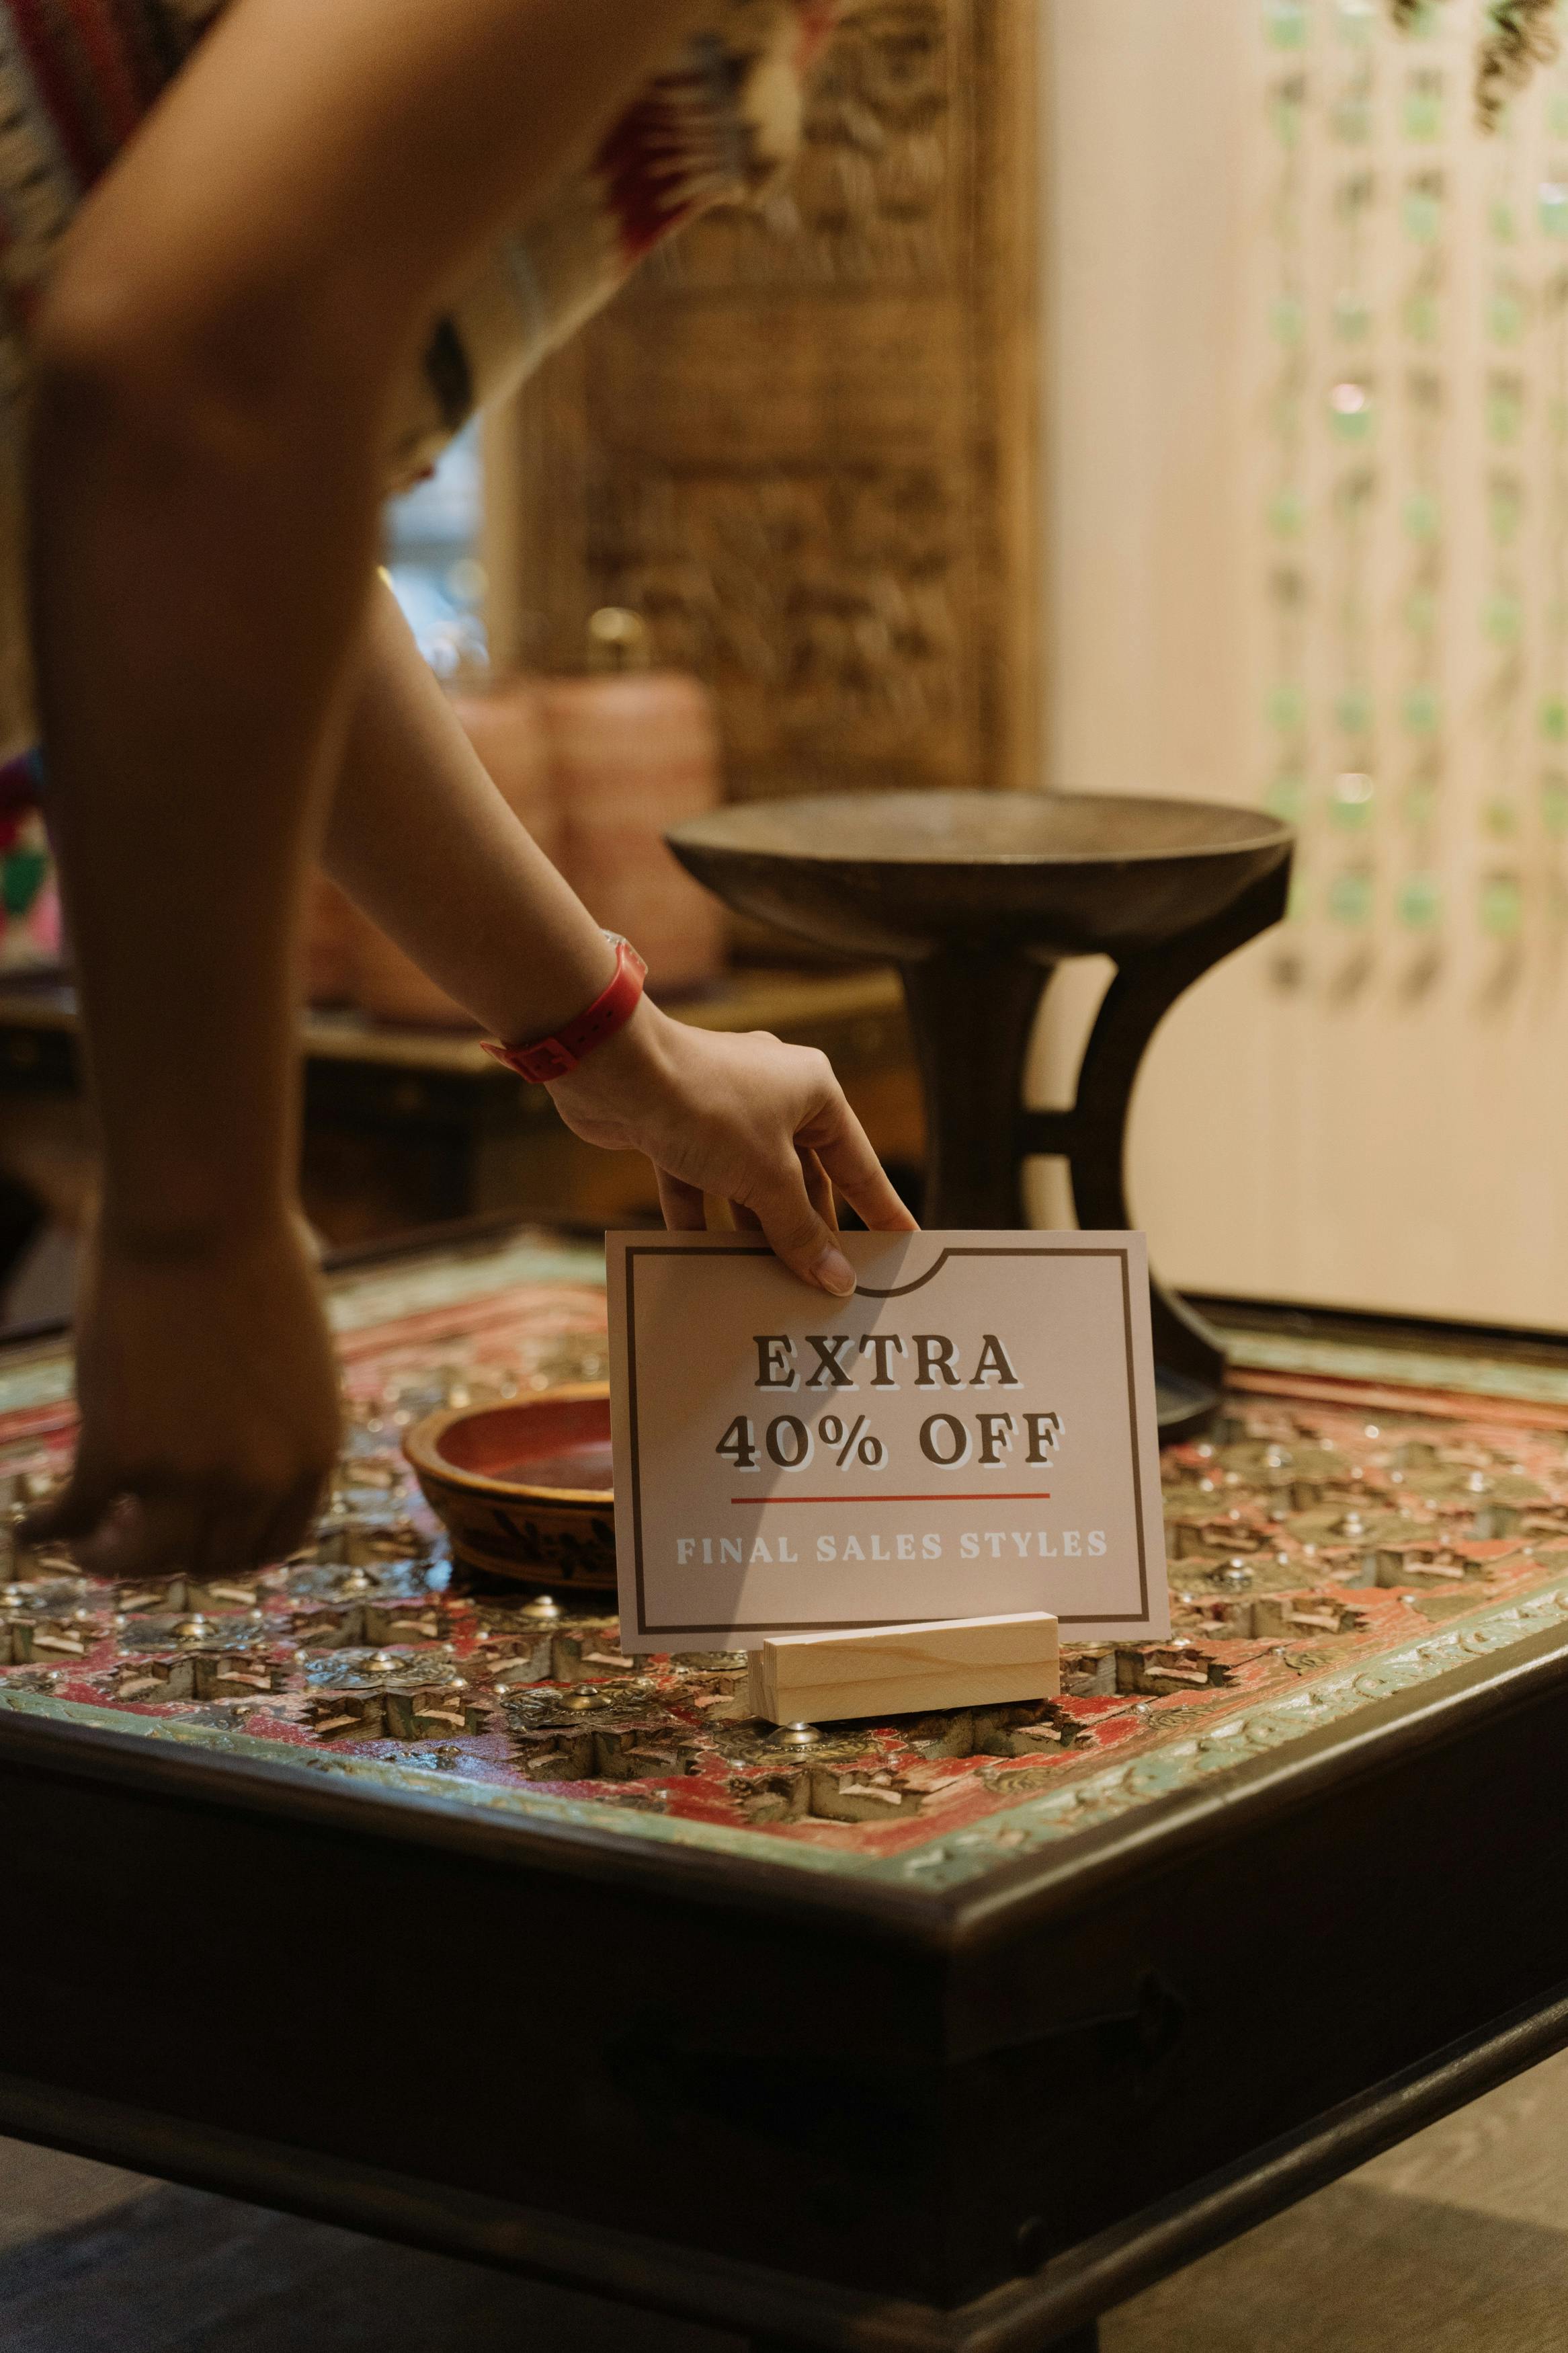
<box><xmin>622</xmin><ymin>1240</ymin><xmax>1154</xmax><ymax>1641</ymax></box>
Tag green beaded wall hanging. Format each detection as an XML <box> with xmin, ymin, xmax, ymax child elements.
<box><xmin>1258</xmin><ymin>0</ymin><xmax>1568</xmax><ymax>994</ymax></box>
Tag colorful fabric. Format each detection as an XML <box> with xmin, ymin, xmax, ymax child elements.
<box><xmin>0</xmin><ymin>0</ymin><xmax>835</xmax><ymax>471</ymax></box>
<box><xmin>394</xmin><ymin>0</ymin><xmax>835</xmax><ymax>479</ymax></box>
<box><xmin>0</xmin><ymin>0</ymin><xmax>837</xmax><ymax>753</ymax></box>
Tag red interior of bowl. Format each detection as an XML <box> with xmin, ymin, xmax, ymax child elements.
<box><xmin>436</xmin><ymin>1396</ymin><xmax>613</xmax><ymax>1494</ymax></box>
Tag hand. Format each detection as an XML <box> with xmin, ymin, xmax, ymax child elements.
<box><xmin>548</xmin><ymin>1002</ymin><xmax>918</xmax><ymax>1293</ymax></box>
<box><xmin>22</xmin><ymin>1211</ymin><xmax>341</xmax><ymax>1580</ymax></box>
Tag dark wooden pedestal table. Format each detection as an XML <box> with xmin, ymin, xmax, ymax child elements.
<box><xmin>669</xmin><ymin>793</ymin><xmax>1293</xmax><ymax>1440</ymax></box>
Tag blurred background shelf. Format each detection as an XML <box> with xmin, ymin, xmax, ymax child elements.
<box><xmin>0</xmin><ymin>967</ymin><xmax>921</xmax><ymax>1313</ymax></box>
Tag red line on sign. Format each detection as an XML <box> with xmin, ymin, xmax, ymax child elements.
<box><xmin>729</xmin><ymin>1493</ymin><xmax>1053</xmax><ymax>1505</ymax></box>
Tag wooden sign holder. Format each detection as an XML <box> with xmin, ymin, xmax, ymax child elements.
<box><xmin>745</xmin><ymin>1612</ymin><xmax>1059</xmax><ymax>1727</ymax></box>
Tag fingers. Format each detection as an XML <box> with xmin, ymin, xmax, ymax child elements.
<box><xmin>743</xmin><ymin>1158</ymin><xmax>856</xmax><ymax>1297</ymax></box>
<box><xmin>190</xmin><ymin>1494</ymin><xmax>277</xmax><ymax>1582</ymax></box>
<box><xmin>800</xmin><ymin>1148</ymin><xmax>838</xmax><ymax>1232</ymax></box>
<box><xmin>253</xmin><ymin>1470</ymin><xmax>331</xmax><ymax>1573</ymax></box>
<box><xmin>73</xmin><ymin>1491</ymin><xmax>197</xmax><ymax>1583</ymax></box>
<box><xmin>735</xmin><ymin>1154</ymin><xmax>831</xmax><ymax>1252</ymax></box>
<box><xmin>18</xmin><ymin>1460</ymin><xmax>116</xmax><ymax>1550</ymax></box>
<box><xmin>656</xmin><ymin>1170</ymin><xmax>706</xmax><ymax>1232</ymax></box>
<box><xmin>132</xmin><ymin>1464</ymin><xmax>328</xmax><ymax>1583</ymax></box>
<box><xmin>651</xmin><ymin>1041</ymin><xmax>904</xmax><ymax>1293</ymax></box>
<box><xmin>24</xmin><ymin>1466</ymin><xmax>327</xmax><ymax>1583</ymax></box>
<box><xmin>800</xmin><ymin>1092</ymin><xmax>919</xmax><ymax>1235</ymax></box>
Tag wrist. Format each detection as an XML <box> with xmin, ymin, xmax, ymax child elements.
<box><xmin>484</xmin><ymin>934</ymin><xmax>646</xmax><ymax>1084</ymax></box>
<box><xmin>485</xmin><ymin>930</ymin><xmax>619</xmax><ymax>1047</ymax></box>
<box><xmin>547</xmin><ymin>992</ymin><xmax>670</xmax><ymax>1092</ymax></box>
<box><xmin>544</xmin><ymin>996</ymin><xmax>678</xmax><ymax>1140</ymax></box>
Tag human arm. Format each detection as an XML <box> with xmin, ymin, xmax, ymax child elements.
<box><xmin>324</xmin><ymin>586</ymin><xmax>916</xmax><ymax>1283</ymax></box>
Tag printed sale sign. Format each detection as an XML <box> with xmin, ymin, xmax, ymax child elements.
<box><xmin>607</xmin><ymin>1230</ymin><xmax>1169</xmax><ymax>1649</ymax></box>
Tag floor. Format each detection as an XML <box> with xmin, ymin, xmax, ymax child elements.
<box><xmin>5</xmin><ymin>2050</ymin><xmax>1568</xmax><ymax>2350</ymax></box>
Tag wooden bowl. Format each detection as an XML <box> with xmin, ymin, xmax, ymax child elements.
<box><xmin>403</xmin><ymin>1385</ymin><xmax>616</xmax><ymax>1589</ymax></box>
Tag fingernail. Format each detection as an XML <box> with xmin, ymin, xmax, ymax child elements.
<box><xmin>813</xmin><ymin>1245</ymin><xmax>856</xmax><ymax>1298</ymax></box>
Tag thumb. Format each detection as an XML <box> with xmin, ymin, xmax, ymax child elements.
<box><xmin>747</xmin><ymin>1163</ymin><xmax>856</xmax><ymax>1297</ymax></box>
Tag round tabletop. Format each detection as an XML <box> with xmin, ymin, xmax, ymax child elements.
<box><xmin>668</xmin><ymin>791</ymin><xmax>1294</xmax><ymax>961</ymax></box>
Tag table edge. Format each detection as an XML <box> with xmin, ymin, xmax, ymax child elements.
<box><xmin>6</xmin><ymin>1608</ymin><xmax>1567</xmax><ymax>1962</ymax></box>
<box><xmin>0</xmin><ymin>1971</ymin><xmax>1564</xmax><ymax>2353</ymax></box>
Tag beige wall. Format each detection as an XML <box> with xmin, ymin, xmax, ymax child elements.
<box><xmin>1039</xmin><ymin>0</ymin><xmax>1568</xmax><ymax>1328</ymax></box>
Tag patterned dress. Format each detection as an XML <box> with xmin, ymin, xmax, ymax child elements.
<box><xmin>0</xmin><ymin>0</ymin><xmax>837</xmax><ymax>752</ymax></box>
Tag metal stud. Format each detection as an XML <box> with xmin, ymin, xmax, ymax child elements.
<box><xmin>768</xmin><ymin>1721</ymin><xmax>822</xmax><ymax>1749</ymax></box>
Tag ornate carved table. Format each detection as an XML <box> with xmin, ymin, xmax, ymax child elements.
<box><xmin>3</xmin><ymin>1225</ymin><xmax>1568</xmax><ymax>2352</ymax></box>
<box><xmin>669</xmin><ymin>791</ymin><xmax>1294</xmax><ymax>1439</ymax></box>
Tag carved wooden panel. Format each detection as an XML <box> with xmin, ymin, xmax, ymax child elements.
<box><xmin>499</xmin><ymin>0</ymin><xmax>1040</xmax><ymax>802</ymax></box>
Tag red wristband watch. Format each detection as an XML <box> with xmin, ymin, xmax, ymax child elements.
<box><xmin>481</xmin><ymin>934</ymin><xmax>648</xmax><ymax>1084</ymax></box>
